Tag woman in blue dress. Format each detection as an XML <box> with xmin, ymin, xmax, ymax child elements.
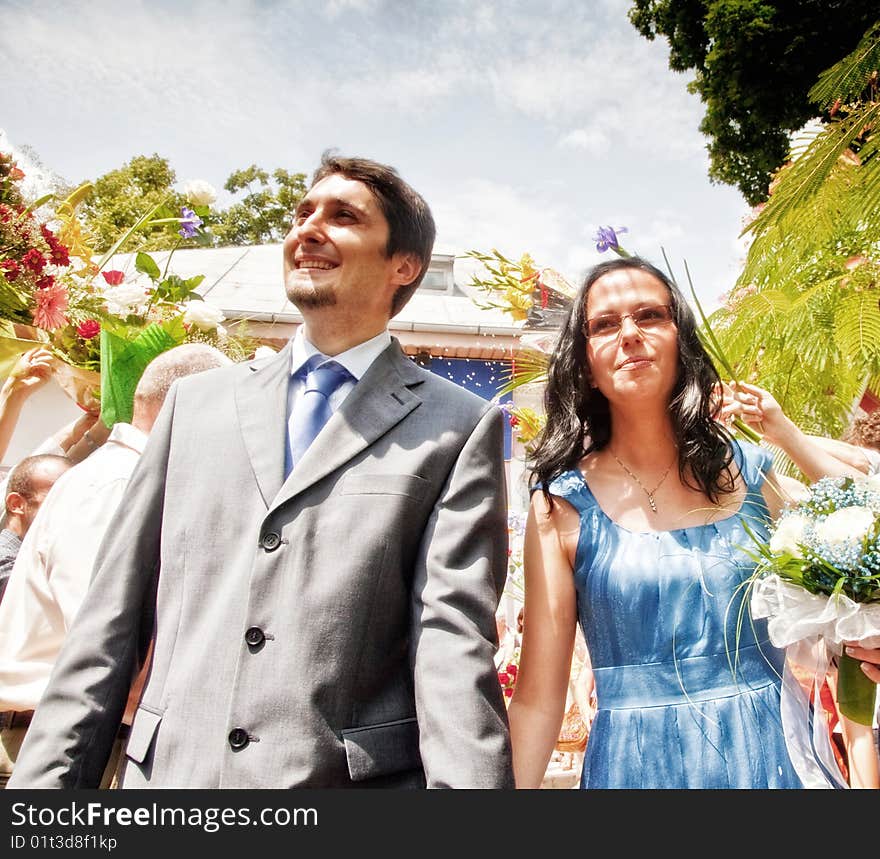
<box><xmin>508</xmin><ymin>257</ymin><xmax>804</xmax><ymax>789</ymax></box>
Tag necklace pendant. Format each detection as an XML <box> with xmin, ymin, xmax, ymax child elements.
<box><xmin>648</xmin><ymin>495</ymin><xmax>658</xmax><ymax>513</ymax></box>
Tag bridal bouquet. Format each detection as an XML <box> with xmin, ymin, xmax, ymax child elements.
<box><xmin>749</xmin><ymin>474</ymin><xmax>880</xmax><ymax>785</ymax></box>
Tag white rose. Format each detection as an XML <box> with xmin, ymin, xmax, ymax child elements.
<box><xmin>103</xmin><ymin>284</ymin><xmax>150</xmax><ymax>316</ymax></box>
<box><xmin>182</xmin><ymin>299</ymin><xmax>225</xmax><ymax>331</ymax></box>
<box><xmin>183</xmin><ymin>179</ymin><xmax>217</xmax><ymax>207</ymax></box>
<box><xmin>815</xmin><ymin>506</ymin><xmax>875</xmax><ymax>545</ymax></box>
<box><xmin>769</xmin><ymin>513</ymin><xmax>809</xmax><ymax>555</ymax></box>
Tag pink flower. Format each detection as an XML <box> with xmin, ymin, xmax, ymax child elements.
<box><xmin>76</xmin><ymin>319</ymin><xmax>101</xmax><ymax>340</ymax></box>
<box><xmin>101</xmin><ymin>269</ymin><xmax>125</xmax><ymax>286</ymax></box>
<box><xmin>33</xmin><ymin>282</ymin><xmax>69</xmax><ymax>330</ymax></box>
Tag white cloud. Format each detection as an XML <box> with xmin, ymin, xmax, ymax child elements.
<box><xmin>558</xmin><ymin>128</ymin><xmax>610</xmax><ymax>155</ymax></box>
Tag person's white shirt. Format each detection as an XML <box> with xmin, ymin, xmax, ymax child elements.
<box><xmin>0</xmin><ymin>422</ymin><xmax>146</xmax><ymax>711</ymax></box>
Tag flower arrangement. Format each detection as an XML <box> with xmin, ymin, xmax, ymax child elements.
<box><xmin>749</xmin><ymin>474</ymin><xmax>880</xmax><ymax>726</ymax></box>
<box><xmin>0</xmin><ymin>152</ymin><xmax>251</xmax><ymax>423</ymax></box>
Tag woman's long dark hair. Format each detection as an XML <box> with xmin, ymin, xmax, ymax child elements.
<box><xmin>529</xmin><ymin>256</ymin><xmax>736</xmax><ymax>504</ymax></box>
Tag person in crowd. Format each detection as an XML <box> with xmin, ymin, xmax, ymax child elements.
<box><xmin>508</xmin><ymin>256</ymin><xmax>805</xmax><ymax>789</ymax></box>
<box><xmin>10</xmin><ymin>153</ymin><xmax>513</xmax><ymax>789</ymax></box>
<box><xmin>0</xmin><ymin>343</ymin><xmax>231</xmax><ymax>788</ymax></box>
<box><xmin>717</xmin><ymin>381</ymin><xmax>880</xmax><ymax>480</ymax></box>
<box><xmin>0</xmin><ymin>454</ymin><xmax>70</xmax><ymax>604</ymax></box>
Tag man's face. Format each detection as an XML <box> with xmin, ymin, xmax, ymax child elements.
<box><xmin>282</xmin><ymin>174</ymin><xmax>417</xmax><ymax>327</ymax></box>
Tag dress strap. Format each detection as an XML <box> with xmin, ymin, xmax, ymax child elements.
<box><xmin>530</xmin><ymin>470</ymin><xmax>595</xmax><ymax>515</ymax></box>
<box><xmin>731</xmin><ymin>438</ymin><xmax>774</xmax><ymax>492</ymax></box>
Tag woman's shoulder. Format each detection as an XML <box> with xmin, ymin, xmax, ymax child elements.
<box><xmin>728</xmin><ymin>437</ymin><xmax>774</xmax><ymax>488</ymax></box>
<box><xmin>530</xmin><ymin>467</ymin><xmax>593</xmax><ymax>510</ymax></box>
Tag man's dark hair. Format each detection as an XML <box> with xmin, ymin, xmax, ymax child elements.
<box><xmin>6</xmin><ymin>454</ymin><xmax>69</xmax><ymax>500</ymax></box>
<box><xmin>312</xmin><ymin>151</ymin><xmax>436</xmax><ymax>316</ymax></box>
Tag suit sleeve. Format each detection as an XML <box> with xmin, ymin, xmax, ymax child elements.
<box><xmin>8</xmin><ymin>388</ymin><xmax>178</xmax><ymax>788</ymax></box>
<box><xmin>410</xmin><ymin>403</ymin><xmax>514</xmax><ymax>788</ymax></box>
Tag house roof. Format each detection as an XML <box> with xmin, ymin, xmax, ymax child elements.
<box><xmin>110</xmin><ymin>244</ymin><xmax>525</xmax><ymax>360</ymax></box>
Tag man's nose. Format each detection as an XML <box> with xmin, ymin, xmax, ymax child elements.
<box><xmin>295</xmin><ymin>211</ymin><xmax>325</xmax><ymax>243</ymax></box>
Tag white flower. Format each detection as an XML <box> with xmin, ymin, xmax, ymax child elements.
<box><xmin>770</xmin><ymin>513</ymin><xmax>809</xmax><ymax>555</ymax></box>
<box><xmin>183</xmin><ymin>180</ymin><xmax>217</xmax><ymax>207</ymax></box>
<box><xmin>815</xmin><ymin>506</ymin><xmax>875</xmax><ymax>546</ymax></box>
<box><xmin>182</xmin><ymin>299</ymin><xmax>225</xmax><ymax>331</ymax></box>
<box><xmin>863</xmin><ymin>472</ymin><xmax>880</xmax><ymax>493</ymax></box>
<box><xmin>102</xmin><ymin>283</ymin><xmax>150</xmax><ymax>316</ymax></box>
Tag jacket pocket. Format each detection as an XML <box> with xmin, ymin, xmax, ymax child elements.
<box><xmin>340</xmin><ymin>473</ymin><xmax>427</xmax><ymax>497</ymax></box>
<box><xmin>341</xmin><ymin>717</ymin><xmax>422</xmax><ymax>782</ymax></box>
<box><xmin>125</xmin><ymin>706</ymin><xmax>163</xmax><ymax>764</ymax></box>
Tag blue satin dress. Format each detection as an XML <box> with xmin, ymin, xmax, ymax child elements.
<box><xmin>545</xmin><ymin>440</ymin><xmax>802</xmax><ymax>789</ymax></box>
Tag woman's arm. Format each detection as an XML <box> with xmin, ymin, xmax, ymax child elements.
<box><xmin>507</xmin><ymin>490</ymin><xmax>579</xmax><ymax>788</ymax></box>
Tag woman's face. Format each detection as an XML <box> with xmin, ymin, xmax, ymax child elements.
<box><xmin>584</xmin><ymin>267</ymin><xmax>679</xmax><ymax>406</ymax></box>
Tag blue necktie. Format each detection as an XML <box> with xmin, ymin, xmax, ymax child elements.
<box><xmin>287</xmin><ymin>356</ymin><xmax>352</xmax><ymax>474</ymax></box>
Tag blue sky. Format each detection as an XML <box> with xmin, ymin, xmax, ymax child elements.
<box><xmin>0</xmin><ymin>0</ymin><xmax>758</xmax><ymax>310</ymax></box>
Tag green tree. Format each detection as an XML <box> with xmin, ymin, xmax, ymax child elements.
<box><xmin>628</xmin><ymin>1</ymin><xmax>877</xmax><ymax>204</ymax></box>
<box><xmin>80</xmin><ymin>154</ymin><xmax>187</xmax><ymax>253</ymax></box>
<box><xmin>212</xmin><ymin>166</ymin><xmax>307</xmax><ymax>246</ymax></box>
<box><xmin>709</xmin><ymin>21</ymin><xmax>880</xmax><ymax>457</ymax></box>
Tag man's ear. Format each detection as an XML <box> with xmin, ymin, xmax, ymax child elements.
<box><xmin>5</xmin><ymin>492</ymin><xmax>25</xmax><ymax>517</ymax></box>
<box><xmin>389</xmin><ymin>252</ymin><xmax>422</xmax><ymax>287</ymax></box>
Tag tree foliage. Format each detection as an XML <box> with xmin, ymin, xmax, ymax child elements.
<box><xmin>212</xmin><ymin>165</ymin><xmax>307</xmax><ymax>246</ymax></box>
<box><xmin>78</xmin><ymin>156</ymin><xmax>307</xmax><ymax>253</ymax></box>
<box><xmin>80</xmin><ymin>154</ymin><xmax>187</xmax><ymax>252</ymax></box>
<box><xmin>709</xmin><ymin>21</ymin><xmax>880</xmax><ymax>457</ymax></box>
<box><xmin>628</xmin><ymin>1</ymin><xmax>878</xmax><ymax>204</ymax></box>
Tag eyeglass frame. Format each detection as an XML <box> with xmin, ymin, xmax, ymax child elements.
<box><xmin>582</xmin><ymin>303</ymin><xmax>676</xmax><ymax>339</ymax></box>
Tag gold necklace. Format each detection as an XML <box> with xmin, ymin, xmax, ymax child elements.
<box><xmin>610</xmin><ymin>451</ymin><xmax>676</xmax><ymax>514</ymax></box>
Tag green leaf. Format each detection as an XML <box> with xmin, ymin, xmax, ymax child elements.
<box><xmin>135</xmin><ymin>251</ymin><xmax>161</xmax><ymax>281</ymax></box>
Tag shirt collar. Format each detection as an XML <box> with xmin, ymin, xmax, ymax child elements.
<box><xmin>289</xmin><ymin>327</ymin><xmax>391</xmax><ymax>382</ymax></box>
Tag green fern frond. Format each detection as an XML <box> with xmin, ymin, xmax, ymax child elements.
<box><xmin>834</xmin><ymin>289</ymin><xmax>880</xmax><ymax>369</ymax></box>
<box><xmin>809</xmin><ymin>20</ymin><xmax>880</xmax><ymax>110</ymax></box>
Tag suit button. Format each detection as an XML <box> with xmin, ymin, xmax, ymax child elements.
<box><xmin>260</xmin><ymin>531</ymin><xmax>281</xmax><ymax>551</ymax></box>
<box><xmin>245</xmin><ymin>627</ymin><xmax>265</xmax><ymax>647</ymax></box>
<box><xmin>228</xmin><ymin>727</ymin><xmax>249</xmax><ymax>750</ymax></box>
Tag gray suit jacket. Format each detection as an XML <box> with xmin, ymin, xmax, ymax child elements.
<box><xmin>9</xmin><ymin>339</ymin><xmax>513</xmax><ymax>788</ymax></box>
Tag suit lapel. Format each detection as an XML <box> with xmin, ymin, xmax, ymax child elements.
<box><xmin>272</xmin><ymin>340</ymin><xmax>424</xmax><ymax>509</ymax></box>
<box><xmin>234</xmin><ymin>341</ymin><xmax>292</xmax><ymax>509</ymax></box>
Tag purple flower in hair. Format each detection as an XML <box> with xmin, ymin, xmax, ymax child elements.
<box><xmin>178</xmin><ymin>207</ymin><xmax>203</xmax><ymax>239</ymax></box>
<box><xmin>594</xmin><ymin>225</ymin><xmax>628</xmax><ymax>253</ymax></box>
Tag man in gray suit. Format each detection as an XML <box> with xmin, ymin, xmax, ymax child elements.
<box><xmin>10</xmin><ymin>153</ymin><xmax>514</xmax><ymax>788</ymax></box>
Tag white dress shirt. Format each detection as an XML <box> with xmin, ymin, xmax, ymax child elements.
<box><xmin>0</xmin><ymin>422</ymin><xmax>147</xmax><ymax>711</ymax></box>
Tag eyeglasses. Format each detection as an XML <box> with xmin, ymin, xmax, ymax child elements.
<box><xmin>584</xmin><ymin>304</ymin><xmax>675</xmax><ymax>339</ymax></box>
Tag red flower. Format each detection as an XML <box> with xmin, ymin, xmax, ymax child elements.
<box><xmin>101</xmin><ymin>269</ymin><xmax>125</xmax><ymax>286</ymax></box>
<box><xmin>497</xmin><ymin>671</ymin><xmax>511</xmax><ymax>687</ymax></box>
<box><xmin>504</xmin><ymin>687</ymin><xmax>514</xmax><ymax>698</ymax></box>
<box><xmin>508</xmin><ymin>414</ymin><xmax>520</xmax><ymax>428</ymax></box>
<box><xmin>506</xmin><ymin>663</ymin><xmax>518</xmax><ymax>680</ymax></box>
<box><xmin>1</xmin><ymin>259</ymin><xmax>20</xmax><ymax>281</ymax></box>
<box><xmin>35</xmin><ymin>274</ymin><xmax>55</xmax><ymax>290</ymax></box>
<box><xmin>76</xmin><ymin>319</ymin><xmax>101</xmax><ymax>340</ymax></box>
<box><xmin>33</xmin><ymin>282</ymin><xmax>69</xmax><ymax>330</ymax></box>
<box><xmin>9</xmin><ymin>166</ymin><xmax>25</xmax><ymax>181</ymax></box>
<box><xmin>22</xmin><ymin>247</ymin><xmax>46</xmax><ymax>274</ymax></box>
